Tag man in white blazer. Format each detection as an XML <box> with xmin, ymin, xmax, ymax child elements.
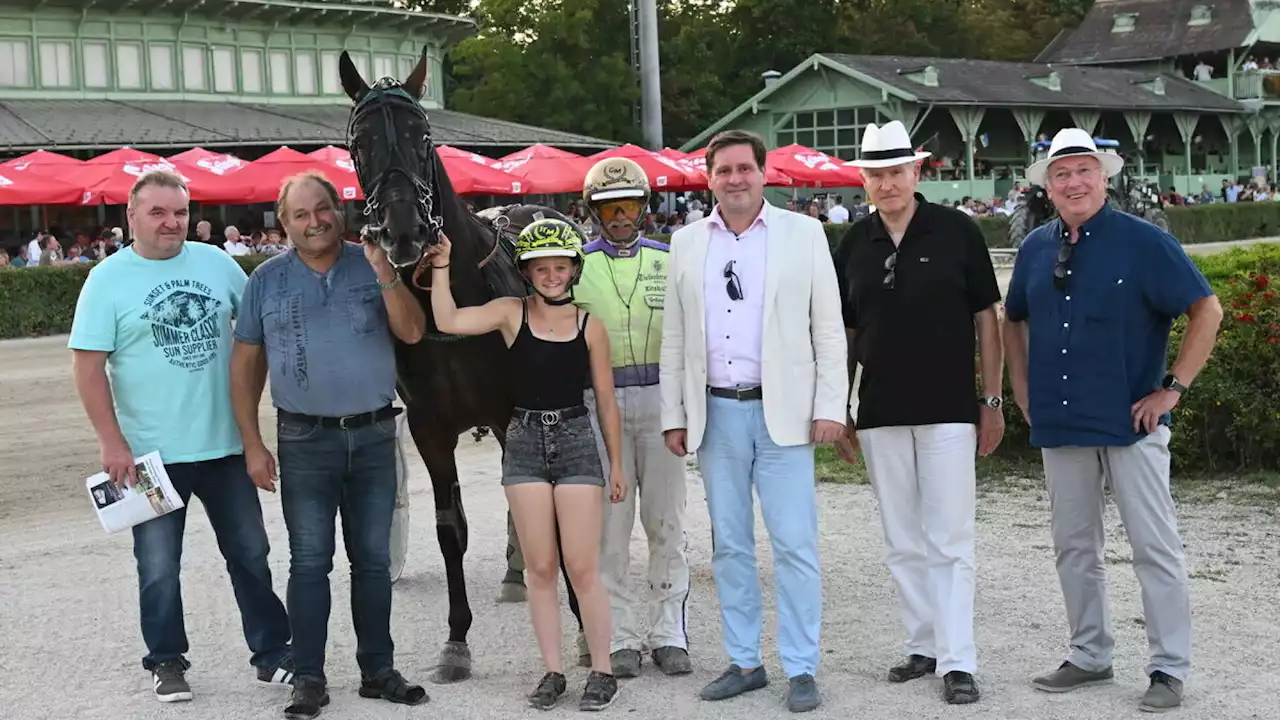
<box><xmin>658</xmin><ymin>129</ymin><xmax>848</xmax><ymax>714</ymax></box>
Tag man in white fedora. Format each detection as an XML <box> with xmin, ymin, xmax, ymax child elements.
<box><xmin>832</xmin><ymin>120</ymin><xmax>1004</xmax><ymax>705</ymax></box>
<box><xmin>1003</xmin><ymin>127</ymin><xmax>1222</xmax><ymax>712</ymax></box>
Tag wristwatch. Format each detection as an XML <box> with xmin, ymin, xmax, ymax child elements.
<box><xmin>980</xmin><ymin>396</ymin><xmax>1003</xmax><ymax>410</ymax></box>
<box><xmin>1161</xmin><ymin>374</ymin><xmax>1188</xmax><ymax>394</ymax></box>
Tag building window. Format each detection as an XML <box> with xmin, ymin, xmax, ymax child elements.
<box><xmin>117</xmin><ymin>43</ymin><xmax>144</xmax><ymax>89</ymax></box>
<box><xmin>0</xmin><ymin>40</ymin><xmax>30</xmax><ymax>86</ymax></box>
<box><xmin>373</xmin><ymin>54</ymin><xmax>395</xmax><ymax>80</ymax></box>
<box><xmin>320</xmin><ymin>51</ymin><xmax>340</xmax><ymax>94</ymax></box>
<box><xmin>294</xmin><ymin>50</ymin><xmax>316</xmax><ymax>95</ymax></box>
<box><xmin>347</xmin><ymin>51</ymin><xmax>369</xmax><ymax>81</ymax></box>
<box><xmin>212</xmin><ymin>47</ymin><xmax>236</xmax><ymax>92</ymax></box>
<box><xmin>241</xmin><ymin>49</ymin><xmax>263</xmax><ymax>94</ymax></box>
<box><xmin>182</xmin><ymin>45</ymin><xmax>206</xmax><ymax>90</ymax></box>
<box><xmin>398</xmin><ymin>56</ymin><xmax>414</xmax><ymax>81</ymax></box>
<box><xmin>82</xmin><ymin>42</ymin><xmax>109</xmax><ymax>88</ymax></box>
<box><xmin>269</xmin><ymin>50</ymin><xmax>290</xmax><ymax>94</ymax></box>
<box><xmin>149</xmin><ymin>44</ymin><xmax>175</xmax><ymax>90</ymax></box>
<box><xmin>775</xmin><ymin>108</ymin><xmax>890</xmax><ymax>161</ymax></box>
<box><xmin>39</xmin><ymin>41</ymin><xmax>74</xmax><ymax>88</ymax></box>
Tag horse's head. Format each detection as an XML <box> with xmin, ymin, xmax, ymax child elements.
<box><xmin>340</xmin><ymin>47</ymin><xmax>439</xmax><ymax>268</ymax></box>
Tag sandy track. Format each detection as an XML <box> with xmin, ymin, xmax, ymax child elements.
<box><xmin>1</xmin><ymin>334</ymin><xmax>1277</xmax><ymax>720</ymax></box>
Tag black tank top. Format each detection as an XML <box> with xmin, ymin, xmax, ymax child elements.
<box><xmin>509</xmin><ymin>299</ymin><xmax>592</xmax><ymax>411</ymax></box>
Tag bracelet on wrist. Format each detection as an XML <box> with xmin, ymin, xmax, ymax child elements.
<box><xmin>379</xmin><ymin>273</ymin><xmax>402</xmax><ymax>291</ymax></box>
<box><xmin>431</xmin><ymin>263</ymin><xmax>449</xmax><ymax>270</ymax></box>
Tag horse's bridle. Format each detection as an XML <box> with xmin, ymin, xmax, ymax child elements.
<box><xmin>347</xmin><ymin>78</ymin><xmax>444</xmax><ymax>248</ymax></box>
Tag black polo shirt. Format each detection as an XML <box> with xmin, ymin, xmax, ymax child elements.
<box><xmin>833</xmin><ymin>194</ymin><xmax>1001</xmax><ymax>430</ymax></box>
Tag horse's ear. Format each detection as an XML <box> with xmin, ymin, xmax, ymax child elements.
<box><xmin>338</xmin><ymin>50</ymin><xmax>369</xmax><ymax>102</ymax></box>
<box><xmin>402</xmin><ymin>46</ymin><xmax>429</xmax><ymax>101</ymax></box>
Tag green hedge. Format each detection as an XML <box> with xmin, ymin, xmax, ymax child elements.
<box><xmin>996</xmin><ymin>242</ymin><xmax>1280</xmax><ymax>473</ymax></box>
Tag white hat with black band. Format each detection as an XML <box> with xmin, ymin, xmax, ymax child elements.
<box><xmin>845</xmin><ymin>120</ymin><xmax>932</xmax><ymax>169</ymax></box>
<box><xmin>1026</xmin><ymin>127</ymin><xmax>1124</xmax><ymax>186</ymax></box>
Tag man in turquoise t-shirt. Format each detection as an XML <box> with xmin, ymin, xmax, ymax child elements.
<box><xmin>68</xmin><ymin>171</ymin><xmax>294</xmax><ymax>705</ymax></box>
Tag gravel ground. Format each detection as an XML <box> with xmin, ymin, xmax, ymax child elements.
<box><xmin>1</xmin><ymin>333</ymin><xmax>1278</xmax><ymax>720</ymax></box>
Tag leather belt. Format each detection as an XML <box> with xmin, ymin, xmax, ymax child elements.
<box><xmin>708</xmin><ymin>386</ymin><xmax>763</xmax><ymax>401</ymax></box>
<box><xmin>514</xmin><ymin>405</ymin><xmax>589</xmax><ymax>426</ymax></box>
<box><xmin>278</xmin><ymin>404</ymin><xmax>401</xmax><ymax>430</ymax></box>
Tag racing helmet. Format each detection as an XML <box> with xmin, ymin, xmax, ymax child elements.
<box><xmin>514</xmin><ymin>217</ymin><xmax>586</xmax><ymax>265</ymax></box>
<box><xmin>583</xmin><ymin>157</ymin><xmax>650</xmax><ymax>243</ymax></box>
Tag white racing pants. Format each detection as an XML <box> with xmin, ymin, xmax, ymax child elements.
<box><xmin>585</xmin><ymin>385</ymin><xmax>690</xmax><ymax>654</ymax></box>
<box><xmin>858</xmin><ymin>422</ymin><xmax>979</xmax><ymax>675</ymax></box>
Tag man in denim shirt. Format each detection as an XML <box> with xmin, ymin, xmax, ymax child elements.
<box><xmin>230</xmin><ymin>173</ymin><xmax>427</xmax><ymax>719</ymax></box>
<box><xmin>1002</xmin><ymin>129</ymin><xmax>1223</xmax><ymax>713</ymax></box>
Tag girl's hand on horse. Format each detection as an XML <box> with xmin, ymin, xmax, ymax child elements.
<box><xmin>425</xmin><ymin>232</ymin><xmax>452</xmax><ymax>267</ymax></box>
<box><xmin>609</xmin><ymin>466</ymin><xmax>627</xmax><ymax>503</ymax></box>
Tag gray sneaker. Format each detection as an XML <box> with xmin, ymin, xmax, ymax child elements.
<box><xmin>610</xmin><ymin>649</ymin><xmax>642</xmax><ymax>678</ymax></box>
<box><xmin>1032</xmin><ymin>661</ymin><xmax>1115</xmax><ymax>693</ymax></box>
<box><xmin>651</xmin><ymin>646</ymin><xmax>693</xmax><ymax>675</ymax></box>
<box><xmin>700</xmin><ymin>665</ymin><xmax>768</xmax><ymax>701</ymax></box>
<box><xmin>786</xmin><ymin>674</ymin><xmax>821</xmax><ymax>713</ymax></box>
<box><xmin>152</xmin><ymin>660</ymin><xmax>192</xmax><ymax>703</ymax></box>
<box><xmin>1139</xmin><ymin>671</ymin><xmax>1184</xmax><ymax>713</ymax></box>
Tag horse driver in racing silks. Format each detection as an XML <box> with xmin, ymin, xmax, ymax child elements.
<box><xmin>572</xmin><ymin>157</ymin><xmax>693</xmax><ymax>678</ymax></box>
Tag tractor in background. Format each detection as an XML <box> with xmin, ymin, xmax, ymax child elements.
<box><xmin>1007</xmin><ymin>137</ymin><xmax>1170</xmax><ymax>247</ymax></box>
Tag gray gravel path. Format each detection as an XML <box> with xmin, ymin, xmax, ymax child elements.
<box><xmin>1</xmin><ymin>334</ymin><xmax>1277</xmax><ymax>720</ymax></box>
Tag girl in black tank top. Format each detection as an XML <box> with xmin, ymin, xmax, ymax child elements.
<box><xmin>422</xmin><ymin>221</ymin><xmax>626</xmax><ymax>710</ymax></box>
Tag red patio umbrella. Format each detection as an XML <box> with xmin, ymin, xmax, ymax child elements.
<box><xmin>766</xmin><ymin>145</ymin><xmax>863</xmax><ymax>188</ymax></box>
<box><xmin>245</xmin><ymin>147</ymin><xmax>363</xmax><ymax>204</ymax></box>
<box><xmin>0</xmin><ymin>149</ymin><xmax>85</xmax><ymax>175</ymax></box>
<box><xmin>0</xmin><ymin>169</ymin><xmax>90</xmax><ymax>206</ymax></box>
<box><xmin>168</xmin><ymin>147</ymin><xmax>248</xmax><ymax>177</ymax></box>
<box><xmin>492</xmin><ymin>144</ymin><xmax>593</xmax><ymax>195</ymax></box>
<box><xmin>307</xmin><ymin>145</ymin><xmax>357</xmax><ymax>174</ymax></box>
<box><xmin>678</xmin><ymin>146</ymin><xmax>794</xmax><ymax>188</ymax></box>
<box><xmin>587</xmin><ymin>144</ymin><xmax>700</xmax><ymax>191</ymax></box>
<box><xmin>436</xmin><ymin>145</ymin><xmax>526</xmax><ymax>196</ymax></box>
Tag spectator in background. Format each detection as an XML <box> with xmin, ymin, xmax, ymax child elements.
<box><xmin>224</xmin><ymin>226</ymin><xmax>251</xmax><ymax>256</ymax></box>
<box><xmin>39</xmin><ymin>235</ymin><xmax>62</xmax><ymax>266</ymax></box>
<box><xmin>826</xmin><ymin>195</ymin><xmax>850</xmax><ymax>224</ymax></box>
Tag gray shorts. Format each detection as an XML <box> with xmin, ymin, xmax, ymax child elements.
<box><xmin>501</xmin><ymin>406</ymin><xmax>605</xmax><ymax>487</ymax></box>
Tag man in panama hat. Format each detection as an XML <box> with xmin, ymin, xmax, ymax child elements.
<box><xmin>833</xmin><ymin>120</ymin><xmax>1004</xmax><ymax>705</ymax></box>
<box><xmin>1003</xmin><ymin>126</ymin><xmax>1223</xmax><ymax>712</ymax></box>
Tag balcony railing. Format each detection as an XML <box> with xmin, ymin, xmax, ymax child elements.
<box><xmin>1233</xmin><ymin>69</ymin><xmax>1280</xmax><ymax>100</ymax></box>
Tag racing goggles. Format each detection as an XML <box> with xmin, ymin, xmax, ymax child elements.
<box><xmin>593</xmin><ymin>198</ymin><xmax>647</xmax><ymax>222</ymax></box>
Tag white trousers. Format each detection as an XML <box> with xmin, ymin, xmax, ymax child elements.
<box><xmin>586</xmin><ymin>385</ymin><xmax>691</xmax><ymax>653</ymax></box>
<box><xmin>858</xmin><ymin>423</ymin><xmax>978</xmax><ymax>675</ymax></box>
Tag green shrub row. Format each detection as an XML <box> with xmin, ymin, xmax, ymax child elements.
<box><xmin>994</xmin><ymin>243</ymin><xmax>1280</xmax><ymax>473</ymax></box>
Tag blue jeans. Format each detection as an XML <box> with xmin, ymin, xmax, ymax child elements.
<box><xmin>133</xmin><ymin>454</ymin><xmax>291</xmax><ymax>671</ymax></box>
<box><xmin>277</xmin><ymin>414</ymin><xmax>399</xmax><ymax>682</ymax></box>
<box><xmin>697</xmin><ymin>395</ymin><xmax>822</xmax><ymax>678</ymax></box>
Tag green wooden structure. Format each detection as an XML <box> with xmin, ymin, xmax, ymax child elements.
<box><xmin>682</xmin><ymin>0</ymin><xmax>1280</xmax><ymax>206</ymax></box>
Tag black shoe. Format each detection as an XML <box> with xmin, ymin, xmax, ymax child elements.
<box><xmin>257</xmin><ymin>655</ymin><xmax>297</xmax><ymax>687</ymax></box>
<box><xmin>943</xmin><ymin>671</ymin><xmax>980</xmax><ymax>704</ymax></box>
<box><xmin>580</xmin><ymin>671</ymin><xmax>618</xmax><ymax>711</ymax></box>
<box><xmin>651</xmin><ymin>646</ymin><xmax>693</xmax><ymax>676</ymax></box>
<box><xmin>152</xmin><ymin>659</ymin><xmax>192</xmax><ymax>703</ymax></box>
<box><xmin>528</xmin><ymin>671</ymin><xmax>567</xmax><ymax>710</ymax></box>
<box><xmin>358</xmin><ymin>668</ymin><xmax>428</xmax><ymax>705</ymax></box>
<box><xmin>888</xmin><ymin>654</ymin><xmax>937</xmax><ymax>683</ymax></box>
<box><xmin>284</xmin><ymin>678</ymin><xmax>329</xmax><ymax>719</ymax></box>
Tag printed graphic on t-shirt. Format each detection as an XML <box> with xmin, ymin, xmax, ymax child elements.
<box><xmin>140</xmin><ymin>280</ymin><xmax>225</xmax><ymax>371</ymax></box>
<box><xmin>641</xmin><ymin>258</ymin><xmax>666</xmax><ymax>309</ymax></box>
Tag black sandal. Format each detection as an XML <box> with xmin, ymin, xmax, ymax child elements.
<box><xmin>358</xmin><ymin>668</ymin><xmax>429</xmax><ymax>705</ymax></box>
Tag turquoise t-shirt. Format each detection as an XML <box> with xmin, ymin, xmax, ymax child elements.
<box><xmin>68</xmin><ymin>242</ymin><xmax>248</xmax><ymax>464</ymax></box>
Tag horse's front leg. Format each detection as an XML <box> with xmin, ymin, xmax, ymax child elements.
<box><xmin>491</xmin><ymin>421</ymin><xmax>530</xmax><ymax>604</ymax></box>
<box><xmin>406</xmin><ymin>413</ymin><xmax>473</xmax><ymax>684</ymax></box>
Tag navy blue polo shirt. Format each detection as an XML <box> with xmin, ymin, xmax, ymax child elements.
<box><xmin>1004</xmin><ymin>203</ymin><xmax>1213</xmax><ymax>448</ymax></box>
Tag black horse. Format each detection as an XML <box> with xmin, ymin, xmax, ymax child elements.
<box><xmin>339</xmin><ymin>49</ymin><xmax>588</xmax><ymax>683</ymax></box>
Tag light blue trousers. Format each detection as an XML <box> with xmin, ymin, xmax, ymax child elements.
<box><xmin>697</xmin><ymin>395</ymin><xmax>822</xmax><ymax>678</ymax></box>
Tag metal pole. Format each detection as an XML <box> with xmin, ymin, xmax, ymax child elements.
<box><xmin>637</xmin><ymin>0</ymin><xmax>663</xmax><ymax>149</ymax></box>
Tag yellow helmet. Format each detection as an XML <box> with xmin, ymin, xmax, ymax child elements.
<box><xmin>582</xmin><ymin>157</ymin><xmax>651</xmax><ymax>206</ymax></box>
<box><xmin>513</xmin><ymin>218</ymin><xmax>586</xmax><ymax>264</ymax></box>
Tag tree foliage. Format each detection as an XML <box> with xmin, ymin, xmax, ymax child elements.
<box><xmin>440</xmin><ymin>0</ymin><xmax>1096</xmax><ymax>147</ymax></box>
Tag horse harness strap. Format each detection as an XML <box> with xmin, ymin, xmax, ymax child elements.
<box><xmin>409</xmin><ymin>212</ymin><xmax>515</xmax><ymax>292</ymax></box>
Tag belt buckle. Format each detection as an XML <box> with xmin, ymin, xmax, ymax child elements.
<box><xmin>539</xmin><ymin>410</ymin><xmax>561</xmax><ymax>426</ymax></box>
<box><xmin>339</xmin><ymin>414</ymin><xmax>355</xmax><ymax>429</ymax></box>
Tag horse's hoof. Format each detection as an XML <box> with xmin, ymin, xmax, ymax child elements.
<box><xmin>429</xmin><ymin>641</ymin><xmax>472</xmax><ymax>684</ymax></box>
<box><xmin>497</xmin><ymin>581</ymin><xmax>527</xmax><ymax>603</ymax></box>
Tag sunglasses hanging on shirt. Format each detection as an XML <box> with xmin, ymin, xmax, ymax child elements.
<box><xmin>724</xmin><ymin>260</ymin><xmax>744</xmax><ymax>301</ymax></box>
<box><xmin>882</xmin><ymin>251</ymin><xmax>898</xmax><ymax>290</ymax></box>
<box><xmin>1053</xmin><ymin>241</ymin><xmax>1074</xmax><ymax>292</ymax></box>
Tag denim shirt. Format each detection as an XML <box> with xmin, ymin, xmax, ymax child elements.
<box><xmin>1004</xmin><ymin>203</ymin><xmax>1212</xmax><ymax>448</ymax></box>
<box><xmin>234</xmin><ymin>242</ymin><xmax>398</xmax><ymax>417</ymax></box>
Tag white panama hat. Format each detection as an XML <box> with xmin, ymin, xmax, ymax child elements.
<box><xmin>845</xmin><ymin>120</ymin><xmax>932</xmax><ymax>169</ymax></box>
<box><xmin>1026</xmin><ymin>127</ymin><xmax>1124</xmax><ymax>186</ymax></box>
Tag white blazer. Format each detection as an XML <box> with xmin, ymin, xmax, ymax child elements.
<box><xmin>658</xmin><ymin>201</ymin><xmax>849</xmax><ymax>452</ymax></box>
